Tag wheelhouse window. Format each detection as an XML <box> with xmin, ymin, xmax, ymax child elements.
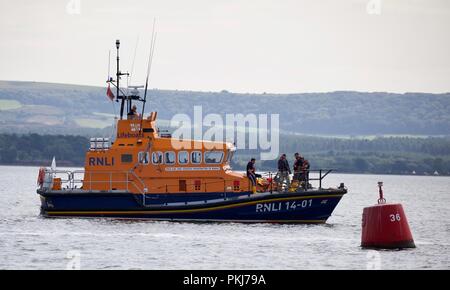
<box><xmin>165</xmin><ymin>151</ymin><xmax>175</xmax><ymax>165</ymax></box>
<box><xmin>178</xmin><ymin>151</ymin><xmax>189</xmax><ymax>164</ymax></box>
<box><xmin>204</xmin><ymin>151</ymin><xmax>224</xmax><ymax>164</ymax></box>
<box><xmin>191</xmin><ymin>151</ymin><xmax>202</xmax><ymax>164</ymax></box>
<box><xmin>152</xmin><ymin>151</ymin><xmax>162</xmax><ymax>164</ymax></box>
<box><xmin>121</xmin><ymin>154</ymin><xmax>133</xmax><ymax>163</ymax></box>
<box><xmin>138</xmin><ymin>152</ymin><xmax>150</xmax><ymax>164</ymax></box>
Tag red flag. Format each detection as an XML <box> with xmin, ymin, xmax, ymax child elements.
<box><xmin>106</xmin><ymin>84</ymin><xmax>115</xmax><ymax>101</ymax></box>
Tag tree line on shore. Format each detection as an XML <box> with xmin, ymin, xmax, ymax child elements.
<box><xmin>0</xmin><ymin>133</ymin><xmax>449</xmax><ymax>175</ymax></box>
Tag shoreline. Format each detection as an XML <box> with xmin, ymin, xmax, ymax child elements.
<box><xmin>1</xmin><ymin>163</ymin><xmax>447</xmax><ymax>178</ymax></box>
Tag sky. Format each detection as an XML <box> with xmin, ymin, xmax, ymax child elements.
<box><xmin>0</xmin><ymin>0</ymin><xmax>449</xmax><ymax>94</ymax></box>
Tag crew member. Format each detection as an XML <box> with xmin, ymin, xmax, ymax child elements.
<box><xmin>301</xmin><ymin>159</ymin><xmax>311</xmax><ymax>188</ymax></box>
<box><xmin>246</xmin><ymin>158</ymin><xmax>257</xmax><ymax>194</ymax></box>
<box><xmin>129</xmin><ymin>104</ymin><xmax>141</xmax><ymax>120</ymax></box>
<box><xmin>293</xmin><ymin>153</ymin><xmax>304</xmax><ymax>181</ymax></box>
<box><xmin>277</xmin><ymin>154</ymin><xmax>291</xmax><ymax>190</ymax></box>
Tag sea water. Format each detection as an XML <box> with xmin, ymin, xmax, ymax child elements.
<box><xmin>0</xmin><ymin>165</ymin><xmax>448</xmax><ymax>269</ymax></box>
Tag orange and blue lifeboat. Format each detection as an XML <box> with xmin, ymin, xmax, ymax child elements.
<box><xmin>37</xmin><ymin>113</ymin><xmax>347</xmax><ymax>223</ymax></box>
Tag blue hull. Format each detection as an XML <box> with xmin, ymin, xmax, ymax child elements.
<box><xmin>38</xmin><ymin>189</ymin><xmax>346</xmax><ymax>223</ymax></box>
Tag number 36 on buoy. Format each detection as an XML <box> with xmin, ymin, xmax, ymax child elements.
<box><xmin>361</xmin><ymin>182</ymin><xmax>415</xmax><ymax>249</ymax></box>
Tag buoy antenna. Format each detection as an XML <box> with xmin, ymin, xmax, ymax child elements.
<box><xmin>377</xmin><ymin>181</ymin><xmax>386</xmax><ymax>204</ymax></box>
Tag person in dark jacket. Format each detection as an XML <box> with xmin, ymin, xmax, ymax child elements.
<box><xmin>301</xmin><ymin>159</ymin><xmax>311</xmax><ymax>188</ymax></box>
<box><xmin>129</xmin><ymin>104</ymin><xmax>141</xmax><ymax>120</ymax></box>
<box><xmin>277</xmin><ymin>154</ymin><xmax>291</xmax><ymax>189</ymax></box>
<box><xmin>246</xmin><ymin>158</ymin><xmax>257</xmax><ymax>194</ymax></box>
<box><xmin>293</xmin><ymin>153</ymin><xmax>304</xmax><ymax>181</ymax></box>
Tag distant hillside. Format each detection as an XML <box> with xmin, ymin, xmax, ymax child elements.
<box><xmin>1</xmin><ymin>80</ymin><xmax>449</xmax><ymax>136</ymax></box>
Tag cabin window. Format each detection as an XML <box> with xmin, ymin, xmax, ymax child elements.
<box><xmin>178</xmin><ymin>151</ymin><xmax>189</xmax><ymax>164</ymax></box>
<box><xmin>165</xmin><ymin>151</ymin><xmax>175</xmax><ymax>165</ymax></box>
<box><xmin>191</xmin><ymin>151</ymin><xmax>202</xmax><ymax>164</ymax></box>
<box><xmin>152</xmin><ymin>151</ymin><xmax>163</xmax><ymax>164</ymax></box>
<box><xmin>138</xmin><ymin>152</ymin><xmax>150</xmax><ymax>164</ymax></box>
<box><xmin>204</xmin><ymin>151</ymin><xmax>224</xmax><ymax>164</ymax></box>
<box><xmin>121</xmin><ymin>154</ymin><xmax>133</xmax><ymax>163</ymax></box>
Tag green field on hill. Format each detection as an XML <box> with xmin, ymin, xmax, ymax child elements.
<box><xmin>1</xmin><ymin>81</ymin><xmax>450</xmax><ymax>137</ymax></box>
<box><xmin>0</xmin><ymin>99</ymin><xmax>22</xmax><ymax>110</ymax></box>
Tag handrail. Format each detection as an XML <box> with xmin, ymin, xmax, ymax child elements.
<box><xmin>41</xmin><ymin>168</ymin><xmax>145</xmax><ymax>194</ymax></box>
<box><xmin>128</xmin><ymin>169</ymin><xmax>147</xmax><ymax>206</ymax></box>
<box><xmin>43</xmin><ymin>168</ymin><xmax>239</xmax><ymax>195</ymax></box>
<box><xmin>128</xmin><ymin>170</ymin><xmax>146</xmax><ymax>192</ymax></box>
<box><xmin>41</xmin><ymin>168</ymin><xmax>335</xmax><ymax>195</ymax></box>
<box><xmin>297</xmin><ymin>169</ymin><xmax>333</xmax><ymax>190</ymax></box>
<box><xmin>302</xmin><ymin>169</ymin><xmax>333</xmax><ymax>189</ymax></box>
<box><xmin>260</xmin><ymin>169</ymin><xmax>334</xmax><ymax>190</ymax></box>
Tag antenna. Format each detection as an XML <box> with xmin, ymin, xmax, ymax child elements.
<box><xmin>107</xmin><ymin>50</ymin><xmax>111</xmax><ymax>82</ymax></box>
<box><xmin>129</xmin><ymin>35</ymin><xmax>140</xmax><ymax>87</ymax></box>
<box><xmin>140</xmin><ymin>19</ymin><xmax>157</xmax><ymax>134</ymax></box>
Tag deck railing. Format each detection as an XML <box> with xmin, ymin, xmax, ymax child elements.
<box><xmin>41</xmin><ymin>168</ymin><xmax>335</xmax><ymax>196</ymax></box>
<box><xmin>41</xmin><ymin>169</ymin><xmax>146</xmax><ymax>194</ymax></box>
<box><xmin>261</xmin><ymin>169</ymin><xmax>334</xmax><ymax>192</ymax></box>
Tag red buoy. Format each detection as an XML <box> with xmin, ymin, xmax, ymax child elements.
<box><xmin>361</xmin><ymin>182</ymin><xmax>415</xmax><ymax>249</ymax></box>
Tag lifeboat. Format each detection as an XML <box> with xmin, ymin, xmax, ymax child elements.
<box><xmin>36</xmin><ymin>40</ymin><xmax>347</xmax><ymax>223</ymax></box>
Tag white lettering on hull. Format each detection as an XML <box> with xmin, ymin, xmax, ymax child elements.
<box><xmin>255</xmin><ymin>199</ymin><xmax>313</xmax><ymax>213</ymax></box>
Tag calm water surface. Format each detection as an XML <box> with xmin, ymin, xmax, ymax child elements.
<box><xmin>0</xmin><ymin>165</ymin><xmax>449</xmax><ymax>269</ymax></box>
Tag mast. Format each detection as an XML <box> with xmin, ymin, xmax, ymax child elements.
<box><xmin>116</xmin><ymin>40</ymin><xmax>126</xmax><ymax>120</ymax></box>
<box><xmin>111</xmin><ymin>39</ymin><xmax>144</xmax><ymax>122</ymax></box>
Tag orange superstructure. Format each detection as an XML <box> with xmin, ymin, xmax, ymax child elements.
<box><xmin>83</xmin><ymin>112</ymin><xmax>253</xmax><ymax>195</ymax></box>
